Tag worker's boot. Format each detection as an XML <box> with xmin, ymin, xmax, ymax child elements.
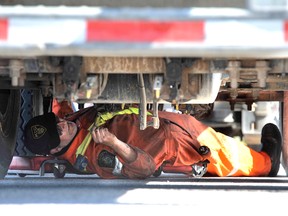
<box><xmin>261</xmin><ymin>123</ymin><xmax>282</xmax><ymax>177</ymax></box>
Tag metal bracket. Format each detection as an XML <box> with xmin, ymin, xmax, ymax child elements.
<box><xmin>138</xmin><ymin>74</ymin><xmax>162</xmax><ymax>130</ymax></box>
<box><xmin>148</xmin><ymin>76</ymin><xmax>163</xmax><ymax>129</ymax></box>
<box><xmin>165</xmin><ymin>58</ymin><xmax>182</xmax><ymax>102</ymax></box>
<box><xmin>39</xmin><ymin>159</ymin><xmax>69</xmax><ymax>177</ymax></box>
<box><xmin>9</xmin><ymin>59</ymin><xmax>25</xmax><ymax>87</ymax></box>
<box><xmin>63</xmin><ymin>56</ymin><xmax>82</xmax><ymax>100</ymax></box>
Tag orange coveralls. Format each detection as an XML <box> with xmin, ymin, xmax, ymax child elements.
<box><xmin>56</xmin><ymin>106</ymin><xmax>271</xmax><ymax>179</ymax></box>
<box><xmin>52</xmin><ymin>99</ymin><xmax>74</xmax><ymax>119</ymax></box>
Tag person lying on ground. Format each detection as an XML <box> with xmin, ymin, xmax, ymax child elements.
<box><xmin>23</xmin><ymin>105</ymin><xmax>282</xmax><ymax>179</ymax></box>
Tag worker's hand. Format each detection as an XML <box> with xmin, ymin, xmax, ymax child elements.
<box><xmin>92</xmin><ymin>127</ymin><xmax>137</xmax><ymax>164</ymax></box>
<box><xmin>92</xmin><ymin>127</ymin><xmax>117</xmax><ymax>147</ymax></box>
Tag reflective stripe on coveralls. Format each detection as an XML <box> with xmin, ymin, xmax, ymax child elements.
<box><xmin>197</xmin><ymin>127</ymin><xmax>271</xmax><ymax>177</ymax></box>
<box><xmin>223</xmin><ymin>136</ymin><xmax>239</xmax><ymax>176</ymax></box>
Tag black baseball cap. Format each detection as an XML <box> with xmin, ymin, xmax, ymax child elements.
<box><xmin>24</xmin><ymin>112</ymin><xmax>60</xmax><ymax>155</ymax></box>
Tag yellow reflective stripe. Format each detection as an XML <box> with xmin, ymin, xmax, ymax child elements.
<box><xmin>226</xmin><ymin>136</ymin><xmax>240</xmax><ymax>177</ymax></box>
<box><xmin>95</xmin><ymin>107</ymin><xmax>151</xmax><ymax>127</ymax></box>
<box><xmin>96</xmin><ymin>112</ymin><xmax>114</xmax><ymax>125</ymax></box>
<box><xmin>197</xmin><ymin>127</ymin><xmax>241</xmax><ymax>177</ymax></box>
<box><xmin>96</xmin><ymin>107</ymin><xmax>148</xmax><ymax>126</ymax></box>
<box><xmin>76</xmin><ymin>133</ymin><xmax>92</xmax><ymax>157</ymax></box>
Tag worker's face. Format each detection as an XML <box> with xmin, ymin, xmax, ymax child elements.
<box><xmin>50</xmin><ymin>117</ymin><xmax>77</xmax><ymax>154</ymax></box>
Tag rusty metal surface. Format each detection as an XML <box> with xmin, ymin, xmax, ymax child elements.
<box><xmin>216</xmin><ymin>90</ymin><xmax>284</xmax><ymax>102</ymax></box>
<box><xmin>82</xmin><ymin>57</ymin><xmax>166</xmax><ymax>74</ymax></box>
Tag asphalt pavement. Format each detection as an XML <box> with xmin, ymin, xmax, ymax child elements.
<box><xmin>1</xmin><ymin>171</ymin><xmax>288</xmax><ymax>216</ymax></box>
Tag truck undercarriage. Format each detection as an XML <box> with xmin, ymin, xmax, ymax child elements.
<box><xmin>1</xmin><ymin>0</ymin><xmax>288</xmax><ymax>178</ymax></box>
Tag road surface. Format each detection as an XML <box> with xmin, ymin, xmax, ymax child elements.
<box><xmin>1</xmin><ymin>171</ymin><xmax>288</xmax><ymax>216</ymax></box>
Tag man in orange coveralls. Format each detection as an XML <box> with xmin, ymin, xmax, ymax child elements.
<box><xmin>23</xmin><ymin>105</ymin><xmax>282</xmax><ymax>179</ymax></box>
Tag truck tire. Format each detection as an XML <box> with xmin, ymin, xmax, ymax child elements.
<box><xmin>0</xmin><ymin>90</ymin><xmax>21</xmax><ymax>179</ymax></box>
<box><xmin>14</xmin><ymin>90</ymin><xmax>37</xmax><ymax>156</ymax></box>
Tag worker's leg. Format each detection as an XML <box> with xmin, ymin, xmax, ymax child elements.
<box><xmin>197</xmin><ymin>127</ymin><xmax>271</xmax><ymax>177</ymax></box>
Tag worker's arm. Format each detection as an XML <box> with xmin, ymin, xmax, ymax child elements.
<box><xmin>92</xmin><ymin>127</ymin><xmax>137</xmax><ymax>163</ymax></box>
<box><xmin>91</xmin><ymin>127</ymin><xmax>156</xmax><ymax>179</ymax></box>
